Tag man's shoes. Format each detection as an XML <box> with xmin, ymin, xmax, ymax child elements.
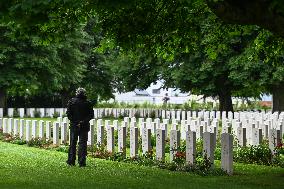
<box><xmin>66</xmin><ymin>160</ymin><xmax>75</xmax><ymax>166</ymax></box>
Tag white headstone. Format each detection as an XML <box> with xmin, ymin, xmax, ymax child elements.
<box><xmin>156</xmin><ymin>129</ymin><xmax>166</xmax><ymax>161</ymax></box>
<box><xmin>118</xmin><ymin>126</ymin><xmax>127</xmax><ymax>157</ymax></box>
<box><xmin>221</xmin><ymin>133</ymin><xmax>233</xmax><ymax>175</ymax></box>
<box><xmin>269</xmin><ymin>128</ymin><xmax>281</xmax><ymax>154</ymax></box>
<box><xmin>123</xmin><ymin>117</ymin><xmax>130</xmax><ymax>127</ymax></box>
<box><xmin>2</xmin><ymin>118</ymin><xmax>7</xmax><ymax>133</ymax></box>
<box><xmin>171</xmin><ymin>123</ymin><xmax>178</xmax><ymax>131</ymax></box>
<box><xmin>18</xmin><ymin>108</ymin><xmax>25</xmax><ymax>118</ymax></box>
<box><xmin>13</xmin><ymin>119</ymin><xmax>19</xmax><ymax>136</ymax></box>
<box><xmin>31</xmin><ymin>120</ymin><xmax>38</xmax><ymax>138</ymax></box>
<box><xmin>171</xmin><ymin>111</ymin><xmax>176</xmax><ymax>120</ymax></box>
<box><xmin>196</xmin><ymin>125</ymin><xmax>203</xmax><ymax>140</ymax></box>
<box><xmin>166</xmin><ymin>111</ymin><xmax>171</xmax><ymax>119</ymax></box>
<box><xmin>25</xmin><ymin>120</ymin><xmax>31</xmax><ymax>141</ymax></box>
<box><xmin>97</xmin><ymin>124</ymin><xmax>104</xmax><ymax>147</ymax></box>
<box><xmin>203</xmin><ymin>132</ymin><xmax>215</xmax><ymax>168</ymax></box>
<box><xmin>130</xmin><ymin>127</ymin><xmax>138</xmax><ymax>158</ymax></box>
<box><xmin>251</xmin><ymin>128</ymin><xmax>262</xmax><ymax>146</ymax></box>
<box><xmin>61</xmin><ymin>122</ymin><xmax>68</xmax><ymax>144</ymax></box>
<box><xmin>264</xmin><ymin>123</ymin><xmax>269</xmax><ymax>139</ymax></box>
<box><xmin>113</xmin><ymin>120</ymin><xmax>119</xmax><ymax>130</ymax></box>
<box><xmin>151</xmin><ymin>122</ymin><xmax>157</xmax><ymax>135</ymax></box>
<box><xmin>131</xmin><ymin>117</ymin><xmax>137</xmax><ymax>123</ymax></box>
<box><xmin>97</xmin><ymin>119</ymin><xmax>103</xmax><ymax>127</ymax></box>
<box><xmin>88</xmin><ymin>123</ymin><xmax>95</xmax><ymax>146</ymax></box>
<box><xmin>53</xmin><ymin>122</ymin><xmax>60</xmax><ymax>145</ymax></box>
<box><xmin>130</xmin><ymin>121</ymin><xmax>137</xmax><ymax>128</ymax></box>
<box><xmin>8</xmin><ymin>118</ymin><xmax>13</xmax><ymax>134</ymax></box>
<box><xmin>57</xmin><ymin>117</ymin><xmax>62</xmax><ymax>126</ymax></box>
<box><xmin>216</xmin><ymin>111</ymin><xmax>221</xmax><ymax>119</ymax></box>
<box><xmin>162</xmin><ymin>110</ymin><xmax>166</xmax><ymax>119</ymax></box>
<box><xmin>39</xmin><ymin>120</ymin><xmax>45</xmax><ymax>139</ymax></box>
<box><xmin>237</xmin><ymin>127</ymin><xmax>246</xmax><ymax>147</ymax></box>
<box><xmin>46</xmin><ymin>121</ymin><xmax>52</xmax><ymax>140</ymax></box>
<box><xmin>142</xmin><ymin>127</ymin><xmax>152</xmax><ymax>154</ymax></box>
<box><xmin>181</xmin><ymin>111</ymin><xmax>186</xmax><ymax>121</ymax></box>
<box><xmin>7</xmin><ymin>108</ymin><xmax>14</xmax><ymax>117</ymax></box>
<box><xmin>187</xmin><ymin>111</ymin><xmax>191</xmax><ymax>120</ymax></box>
<box><xmin>176</xmin><ymin>110</ymin><xmax>181</xmax><ymax>121</ymax></box>
<box><xmin>170</xmin><ymin>129</ymin><xmax>181</xmax><ymax>162</ymax></box>
<box><xmin>107</xmin><ymin>126</ymin><xmax>115</xmax><ymax>153</ymax></box>
<box><xmin>180</xmin><ymin>120</ymin><xmax>187</xmax><ymax>140</ymax></box>
<box><xmin>19</xmin><ymin>119</ymin><xmax>25</xmax><ymax>139</ymax></box>
<box><xmin>161</xmin><ymin>123</ymin><xmax>168</xmax><ymax>138</ymax></box>
<box><xmin>186</xmin><ymin>131</ymin><xmax>196</xmax><ymax>165</ymax></box>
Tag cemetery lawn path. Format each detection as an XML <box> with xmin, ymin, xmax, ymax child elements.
<box><xmin>0</xmin><ymin>142</ymin><xmax>283</xmax><ymax>189</ymax></box>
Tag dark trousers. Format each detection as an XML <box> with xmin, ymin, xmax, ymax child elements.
<box><xmin>67</xmin><ymin>127</ymin><xmax>88</xmax><ymax>165</ymax></box>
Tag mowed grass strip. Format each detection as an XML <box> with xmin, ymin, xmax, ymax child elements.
<box><xmin>0</xmin><ymin>142</ymin><xmax>283</xmax><ymax>189</ymax></box>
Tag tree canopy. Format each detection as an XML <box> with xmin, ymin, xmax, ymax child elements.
<box><xmin>1</xmin><ymin>0</ymin><xmax>284</xmax><ymax>112</ymax></box>
<box><xmin>1</xmin><ymin>0</ymin><xmax>284</xmax><ymax>37</ymax></box>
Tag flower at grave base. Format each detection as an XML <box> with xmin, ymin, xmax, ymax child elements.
<box><xmin>175</xmin><ymin>151</ymin><xmax>186</xmax><ymax>159</ymax></box>
<box><xmin>275</xmin><ymin>143</ymin><xmax>284</xmax><ymax>150</ymax></box>
<box><xmin>276</xmin><ymin>142</ymin><xmax>284</xmax><ymax>155</ymax></box>
<box><xmin>94</xmin><ymin>151</ymin><xmax>102</xmax><ymax>157</ymax></box>
<box><xmin>276</xmin><ymin>142</ymin><xmax>283</xmax><ymax>149</ymax></box>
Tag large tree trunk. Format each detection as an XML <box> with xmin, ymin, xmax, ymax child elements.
<box><xmin>272</xmin><ymin>85</ymin><xmax>284</xmax><ymax>113</ymax></box>
<box><xmin>0</xmin><ymin>88</ymin><xmax>7</xmax><ymax>116</ymax></box>
<box><xmin>218</xmin><ymin>90</ymin><xmax>234</xmax><ymax>113</ymax></box>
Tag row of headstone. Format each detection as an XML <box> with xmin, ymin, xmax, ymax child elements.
<box><xmin>98</xmin><ymin>114</ymin><xmax>282</xmax><ymax>153</ymax></box>
<box><xmin>0</xmin><ymin>108</ymin><xmax>278</xmax><ymax>121</ymax></box>
<box><xmin>0</xmin><ymin>108</ymin><xmax>67</xmax><ymax>118</ymax></box>
<box><xmin>93</xmin><ymin>118</ymin><xmax>233</xmax><ymax>175</ymax></box>
<box><xmin>0</xmin><ymin>117</ymin><xmax>69</xmax><ymax>145</ymax></box>
<box><xmin>93</xmin><ymin>108</ymin><xmax>273</xmax><ymax>120</ymax></box>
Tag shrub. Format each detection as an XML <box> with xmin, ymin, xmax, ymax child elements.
<box><xmin>92</xmin><ymin>144</ymin><xmax>113</xmax><ymax>159</ymax></box>
<box><xmin>195</xmin><ymin>154</ymin><xmax>213</xmax><ymax>173</ymax></box>
<box><xmin>55</xmin><ymin>145</ymin><xmax>69</xmax><ymax>153</ymax></box>
<box><xmin>33</xmin><ymin>110</ymin><xmax>41</xmax><ymax>118</ymax></box>
<box><xmin>13</xmin><ymin>109</ymin><xmax>20</xmax><ymax>118</ymax></box>
<box><xmin>173</xmin><ymin>151</ymin><xmax>186</xmax><ymax>165</ymax></box>
<box><xmin>10</xmin><ymin>135</ymin><xmax>26</xmax><ymax>145</ymax></box>
<box><xmin>109</xmin><ymin>152</ymin><xmax>126</xmax><ymax>162</ymax></box>
<box><xmin>27</xmin><ymin>137</ymin><xmax>52</xmax><ymax>147</ymax></box>
<box><xmin>234</xmin><ymin>145</ymin><xmax>273</xmax><ymax>166</ymax></box>
<box><xmin>276</xmin><ymin>142</ymin><xmax>284</xmax><ymax>155</ymax></box>
<box><xmin>214</xmin><ymin>147</ymin><xmax>221</xmax><ymax>160</ymax></box>
<box><xmin>149</xmin><ymin>110</ymin><xmax>156</xmax><ymax>119</ymax></box>
<box><xmin>53</xmin><ymin>111</ymin><xmax>60</xmax><ymax>118</ymax></box>
<box><xmin>118</xmin><ymin>112</ymin><xmax>128</xmax><ymax>119</ymax></box>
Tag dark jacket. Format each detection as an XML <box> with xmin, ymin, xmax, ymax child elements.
<box><xmin>66</xmin><ymin>95</ymin><xmax>94</xmax><ymax>131</ymax></box>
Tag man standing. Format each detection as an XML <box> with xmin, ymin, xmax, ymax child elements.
<box><xmin>66</xmin><ymin>88</ymin><xmax>94</xmax><ymax>167</ymax></box>
<box><xmin>162</xmin><ymin>93</ymin><xmax>170</xmax><ymax>105</ymax></box>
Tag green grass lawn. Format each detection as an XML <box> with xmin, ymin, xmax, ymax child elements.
<box><xmin>0</xmin><ymin>142</ymin><xmax>283</xmax><ymax>189</ymax></box>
